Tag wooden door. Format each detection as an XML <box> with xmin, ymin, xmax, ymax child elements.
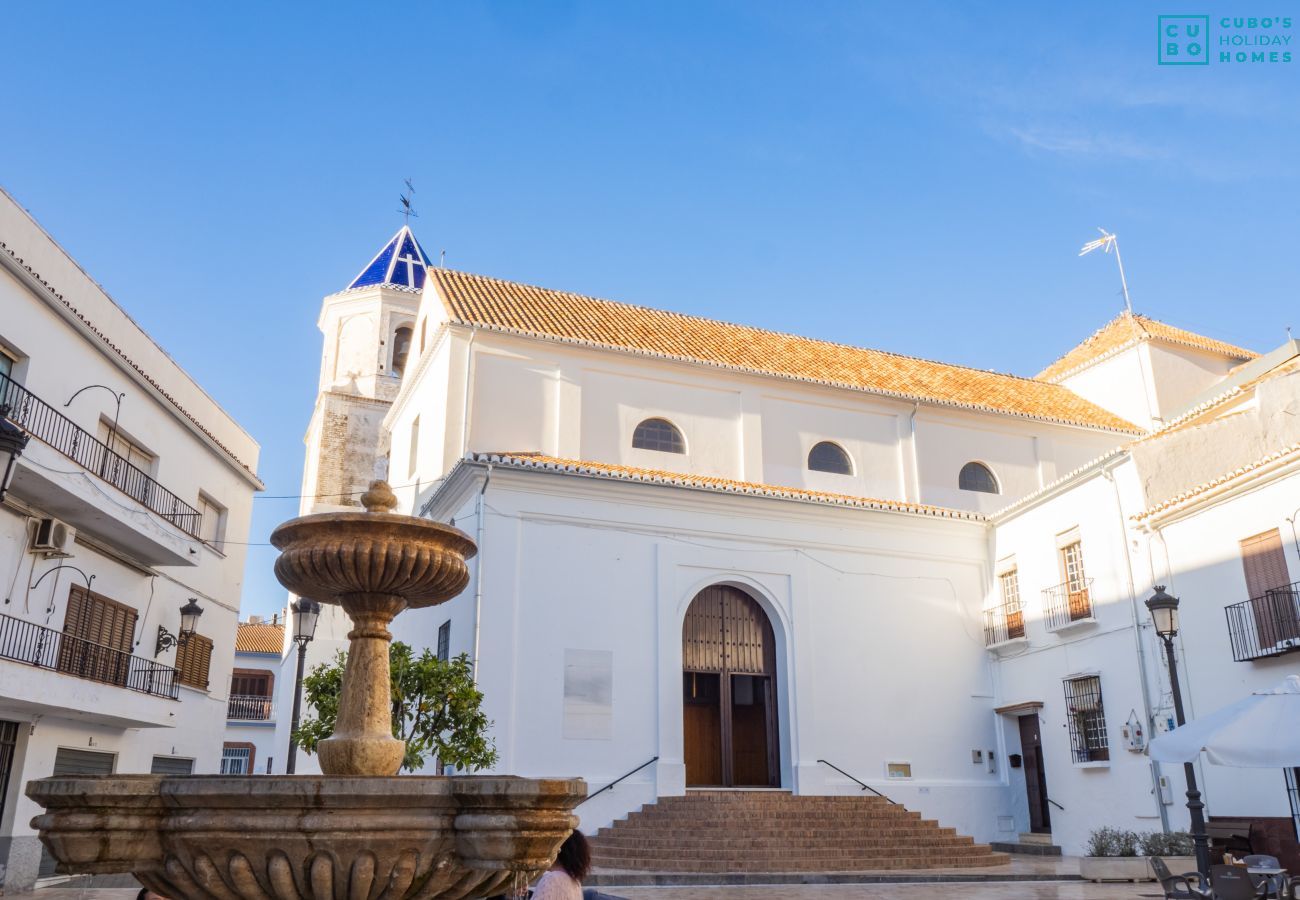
<box><xmin>1018</xmin><ymin>714</ymin><xmax>1051</xmax><ymax>834</ymax></box>
<box><xmin>682</xmin><ymin>586</ymin><xmax>778</xmax><ymax>787</ymax></box>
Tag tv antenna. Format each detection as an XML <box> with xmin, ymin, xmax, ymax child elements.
<box><xmin>398</xmin><ymin>178</ymin><xmax>419</xmax><ymax>224</ymax></box>
<box><xmin>1079</xmin><ymin>228</ymin><xmax>1132</xmax><ymax>314</ymax></box>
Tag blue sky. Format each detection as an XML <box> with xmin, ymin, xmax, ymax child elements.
<box><xmin>2</xmin><ymin>2</ymin><xmax>1297</xmax><ymax>616</ymax></box>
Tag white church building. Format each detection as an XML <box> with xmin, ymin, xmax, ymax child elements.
<box><xmin>279</xmin><ymin>225</ymin><xmax>1300</xmax><ymax>862</ymax></box>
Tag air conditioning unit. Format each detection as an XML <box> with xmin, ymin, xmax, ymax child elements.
<box><xmin>32</xmin><ymin>518</ymin><xmax>76</xmax><ymax>555</ymax></box>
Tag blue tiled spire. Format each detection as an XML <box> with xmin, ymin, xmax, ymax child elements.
<box><xmin>347</xmin><ymin>226</ymin><xmax>432</xmax><ymax>290</ymax></box>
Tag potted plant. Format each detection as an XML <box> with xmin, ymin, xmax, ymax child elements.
<box><xmin>1080</xmin><ymin>828</ymin><xmax>1197</xmax><ymax>882</ymax></box>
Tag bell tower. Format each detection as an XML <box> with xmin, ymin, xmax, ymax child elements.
<box><xmin>302</xmin><ymin>225</ymin><xmax>429</xmax><ymax>517</ymax></box>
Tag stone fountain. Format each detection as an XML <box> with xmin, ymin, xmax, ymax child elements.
<box><xmin>27</xmin><ymin>482</ymin><xmax>585</xmax><ymax>899</ymax></box>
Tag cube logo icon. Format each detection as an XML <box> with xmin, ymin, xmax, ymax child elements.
<box><xmin>1159</xmin><ymin>15</ymin><xmax>1210</xmax><ymax>64</ymax></box>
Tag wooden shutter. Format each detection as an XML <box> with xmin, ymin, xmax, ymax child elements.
<box><xmin>176</xmin><ymin>634</ymin><xmax>213</xmax><ymax>690</ymax></box>
<box><xmin>1240</xmin><ymin>530</ymin><xmax>1291</xmax><ymax>598</ymax></box>
<box><xmin>1240</xmin><ymin>530</ymin><xmax>1298</xmax><ymax>646</ymax></box>
<box><xmin>59</xmin><ymin>586</ymin><xmax>137</xmax><ymax>686</ymax></box>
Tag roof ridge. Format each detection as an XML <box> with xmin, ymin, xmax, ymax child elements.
<box><xmin>432</xmin><ymin>268</ymin><xmax>1075</xmax><ymax>388</ymax></box>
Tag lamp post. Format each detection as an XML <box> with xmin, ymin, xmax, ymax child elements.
<box><xmin>286</xmin><ymin>597</ymin><xmax>321</xmax><ymax>775</ymax></box>
<box><xmin>0</xmin><ymin>405</ymin><xmax>31</xmax><ymax>503</ymax></box>
<box><xmin>64</xmin><ymin>385</ymin><xmax>125</xmax><ymax>448</ymax></box>
<box><xmin>1146</xmin><ymin>585</ymin><xmax>1211</xmax><ymax>876</ymax></box>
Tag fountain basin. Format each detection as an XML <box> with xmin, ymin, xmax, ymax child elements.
<box><xmin>29</xmin><ymin>774</ymin><xmax>585</xmax><ymax>899</ymax></box>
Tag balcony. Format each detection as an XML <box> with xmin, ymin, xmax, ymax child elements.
<box><xmin>1043</xmin><ymin>578</ymin><xmax>1095</xmax><ymax>632</ymax></box>
<box><xmin>983</xmin><ymin>599</ymin><xmax>1026</xmax><ymax>647</ymax></box>
<box><xmin>0</xmin><ymin>372</ymin><xmax>201</xmax><ymax>537</ymax></box>
<box><xmin>227</xmin><ymin>694</ymin><xmax>274</xmax><ymax>721</ymax></box>
<box><xmin>0</xmin><ymin>611</ymin><xmax>179</xmax><ymax>700</ymax></box>
<box><xmin>1225</xmin><ymin>581</ymin><xmax>1300</xmax><ymax>662</ymax></box>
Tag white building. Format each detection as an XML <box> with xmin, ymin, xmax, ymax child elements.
<box><xmin>280</xmin><ymin>227</ymin><xmax>1299</xmax><ymax>862</ymax></box>
<box><xmin>223</xmin><ymin>616</ymin><xmax>285</xmax><ymax>776</ymax></box>
<box><xmin>0</xmin><ymin>188</ymin><xmax>263</xmax><ymax>892</ymax></box>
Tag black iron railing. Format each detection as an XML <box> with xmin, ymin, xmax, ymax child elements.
<box><xmin>1043</xmin><ymin>578</ymin><xmax>1095</xmax><ymax>631</ymax></box>
<box><xmin>1225</xmin><ymin>581</ymin><xmax>1300</xmax><ymax>662</ymax></box>
<box><xmin>983</xmin><ymin>600</ymin><xmax>1026</xmax><ymax>646</ymax></box>
<box><xmin>227</xmin><ymin>694</ymin><xmax>274</xmax><ymax>720</ymax></box>
<box><xmin>577</xmin><ymin>756</ymin><xmax>658</xmax><ymax>808</ymax></box>
<box><xmin>0</xmin><ymin>611</ymin><xmax>179</xmax><ymax>699</ymax></box>
<box><xmin>0</xmin><ymin>373</ymin><xmax>201</xmax><ymax>537</ymax></box>
<box><xmin>816</xmin><ymin>759</ymin><xmax>897</xmax><ymax>804</ymax></box>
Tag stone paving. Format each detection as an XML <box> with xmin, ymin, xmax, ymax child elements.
<box><xmin>14</xmin><ymin>885</ymin><xmax>1159</xmax><ymax>899</ymax></box>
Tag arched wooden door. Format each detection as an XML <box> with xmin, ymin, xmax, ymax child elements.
<box><xmin>682</xmin><ymin>585</ymin><xmax>779</xmax><ymax>787</ymax></box>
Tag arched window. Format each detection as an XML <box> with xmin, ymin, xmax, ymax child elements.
<box><xmin>807</xmin><ymin>441</ymin><xmax>853</xmax><ymax>475</ymax></box>
<box><xmin>632</xmin><ymin>418</ymin><xmax>685</xmax><ymax>453</ymax></box>
<box><xmin>392</xmin><ymin>325</ymin><xmax>413</xmax><ymax>376</ymax></box>
<box><xmin>959</xmin><ymin>461</ymin><xmax>999</xmax><ymax>494</ymax></box>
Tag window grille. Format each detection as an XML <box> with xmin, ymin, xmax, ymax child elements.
<box><xmin>807</xmin><ymin>441</ymin><xmax>853</xmax><ymax>475</ymax></box>
<box><xmin>221</xmin><ymin>745</ymin><xmax>252</xmax><ymax>775</ymax></box>
<box><xmin>437</xmin><ymin>620</ymin><xmax>451</xmax><ymax>662</ymax></box>
<box><xmin>959</xmin><ymin>462</ymin><xmax>999</xmax><ymax>494</ymax></box>
<box><xmin>1063</xmin><ymin>675</ymin><xmax>1109</xmax><ymax>763</ymax></box>
<box><xmin>632</xmin><ymin>418</ymin><xmax>685</xmax><ymax>453</ymax></box>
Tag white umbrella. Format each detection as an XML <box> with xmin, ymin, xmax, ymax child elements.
<box><xmin>1149</xmin><ymin>675</ymin><xmax>1300</xmax><ymax>767</ymax></box>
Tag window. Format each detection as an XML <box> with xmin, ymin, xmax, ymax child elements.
<box><xmin>176</xmin><ymin>633</ymin><xmax>214</xmax><ymax>690</ymax></box>
<box><xmin>96</xmin><ymin>421</ymin><xmax>155</xmax><ymax>474</ymax></box>
<box><xmin>231</xmin><ymin>670</ymin><xmax>272</xmax><ymax>696</ymax></box>
<box><xmin>59</xmin><ymin>585</ymin><xmax>137</xmax><ymax>686</ymax></box>
<box><xmin>1240</xmin><ymin>529</ymin><xmax>1292</xmax><ymax>599</ymax></box>
<box><xmin>1286</xmin><ymin>767</ymin><xmax>1300</xmax><ymax>841</ymax></box>
<box><xmin>392</xmin><ymin>325</ymin><xmax>413</xmax><ymax>376</ymax></box>
<box><xmin>437</xmin><ymin>620</ymin><xmax>451</xmax><ymax>662</ymax></box>
<box><xmin>0</xmin><ymin>350</ymin><xmax>13</xmax><ymax>380</ymax></box>
<box><xmin>408</xmin><ymin>416</ymin><xmax>420</xmax><ymax>478</ymax></box>
<box><xmin>807</xmin><ymin>441</ymin><xmax>853</xmax><ymax>475</ymax></box>
<box><xmin>958</xmin><ymin>461</ymin><xmax>999</xmax><ymax>494</ymax></box>
<box><xmin>632</xmin><ymin>418</ymin><xmax>685</xmax><ymax>453</ymax></box>
<box><xmin>197</xmin><ymin>493</ymin><xmax>227</xmax><ymax>551</ymax></box>
<box><xmin>1063</xmin><ymin>675</ymin><xmax>1109</xmax><ymax>763</ymax></box>
<box><xmin>1060</xmin><ymin>540</ymin><xmax>1091</xmax><ymax>620</ymax></box>
<box><xmin>998</xmin><ymin>568</ymin><xmax>1025</xmax><ymax>640</ymax></box>
<box><xmin>886</xmin><ymin>761</ymin><xmax>913</xmax><ymax>779</ymax></box>
<box><xmin>221</xmin><ymin>743</ymin><xmax>253</xmax><ymax>775</ymax></box>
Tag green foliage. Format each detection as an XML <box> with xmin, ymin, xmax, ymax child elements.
<box><xmin>1087</xmin><ymin>827</ymin><xmax>1194</xmax><ymax>857</ymax></box>
<box><xmin>1086</xmin><ymin>826</ymin><xmax>1140</xmax><ymax>857</ymax></box>
<box><xmin>1139</xmin><ymin>831</ymin><xmax>1195</xmax><ymax>857</ymax></box>
<box><xmin>293</xmin><ymin>643</ymin><xmax>498</xmax><ymax>773</ymax></box>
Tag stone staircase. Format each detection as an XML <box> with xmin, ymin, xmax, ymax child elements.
<box><xmin>589</xmin><ymin>790</ymin><xmax>1011</xmax><ymax>873</ymax></box>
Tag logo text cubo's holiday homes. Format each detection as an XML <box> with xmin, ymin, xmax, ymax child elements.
<box><xmin>1158</xmin><ymin>14</ymin><xmax>1293</xmax><ymax>65</ymax></box>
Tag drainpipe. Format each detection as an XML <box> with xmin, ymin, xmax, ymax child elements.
<box><xmin>907</xmin><ymin>403</ymin><xmax>921</xmax><ymax>503</ymax></box>
<box><xmin>470</xmin><ymin>462</ymin><xmax>492</xmax><ymax>682</ymax></box>
<box><xmin>1105</xmin><ymin>464</ymin><xmax>1170</xmax><ymax>831</ymax></box>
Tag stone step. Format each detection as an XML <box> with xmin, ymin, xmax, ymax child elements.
<box><xmin>592</xmin><ymin>835</ymin><xmax>976</xmax><ymax>851</ymax></box>
<box><xmin>593</xmin><ymin>828</ymin><xmax>967</xmax><ymax>844</ymax></box>
<box><xmin>588</xmin><ymin>853</ymin><xmax>1013</xmax><ymax>873</ymax></box>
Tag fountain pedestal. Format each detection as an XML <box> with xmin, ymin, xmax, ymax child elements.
<box><xmin>27</xmin><ymin>482</ymin><xmax>587</xmax><ymax>899</ymax></box>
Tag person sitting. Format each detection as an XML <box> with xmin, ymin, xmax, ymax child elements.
<box><xmin>532</xmin><ymin>830</ymin><xmax>591</xmax><ymax>900</ymax></box>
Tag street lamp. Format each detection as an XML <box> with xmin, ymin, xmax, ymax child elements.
<box><xmin>286</xmin><ymin>597</ymin><xmax>321</xmax><ymax>775</ymax></box>
<box><xmin>1145</xmin><ymin>585</ymin><xmax>1211</xmax><ymax>876</ymax></box>
<box><xmin>155</xmin><ymin>598</ymin><xmax>205</xmax><ymax>655</ymax></box>
<box><xmin>0</xmin><ymin>405</ymin><xmax>31</xmax><ymax>503</ymax></box>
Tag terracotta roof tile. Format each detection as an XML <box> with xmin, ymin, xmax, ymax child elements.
<box><xmin>471</xmin><ymin>452</ymin><xmax>985</xmax><ymax>520</ymax></box>
<box><xmin>1037</xmin><ymin>311</ymin><xmax>1256</xmax><ymax>383</ymax></box>
<box><xmin>235</xmin><ymin>622</ymin><xmax>284</xmax><ymax>654</ymax></box>
<box><xmin>430</xmin><ymin>270</ymin><xmax>1140</xmax><ymax>434</ymax></box>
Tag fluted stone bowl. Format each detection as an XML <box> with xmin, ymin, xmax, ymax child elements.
<box><xmin>271</xmin><ymin>511</ymin><xmax>477</xmax><ymax>608</ymax></box>
<box><xmin>29</xmin><ymin>774</ymin><xmax>586</xmax><ymax>899</ymax></box>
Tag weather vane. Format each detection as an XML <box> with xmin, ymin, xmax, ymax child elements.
<box><xmin>398</xmin><ymin>178</ymin><xmax>418</xmax><ymax>224</ymax></box>
<box><xmin>1079</xmin><ymin>228</ymin><xmax>1132</xmax><ymax>314</ymax></box>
